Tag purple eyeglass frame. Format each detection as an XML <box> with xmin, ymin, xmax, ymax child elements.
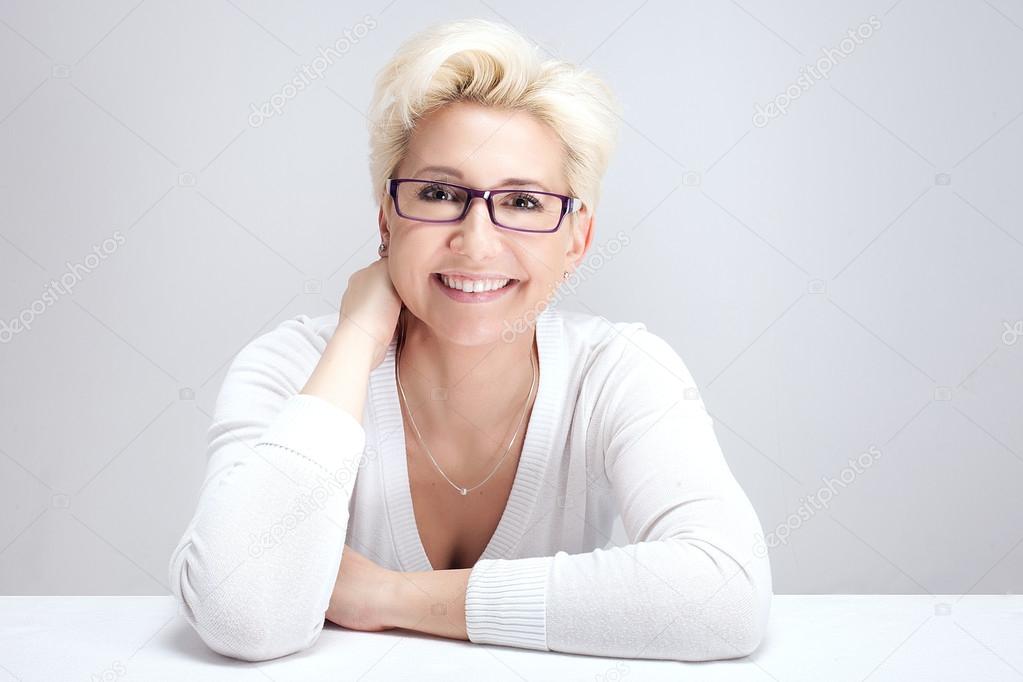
<box><xmin>386</xmin><ymin>177</ymin><xmax>582</xmax><ymax>233</ymax></box>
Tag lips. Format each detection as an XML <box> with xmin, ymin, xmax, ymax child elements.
<box><xmin>433</xmin><ymin>271</ymin><xmax>519</xmax><ymax>280</ymax></box>
<box><xmin>431</xmin><ymin>272</ymin><xmax>520</xmax><ymax>302</ymax></box>
<box><xmin>435</xmin><ymin>272</ymin><xmax>518</xmax><ymax>292</ymax></box>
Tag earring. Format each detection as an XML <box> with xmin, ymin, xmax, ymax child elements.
<box><xmin>563</xmin><ymin>271</ymin><xmax>569</xmax><ymax>279</ymax></box>
<box><xmin>378</xmin><ymin>242</ymin><xmax>388</xmax><ymax>256</ymax></box>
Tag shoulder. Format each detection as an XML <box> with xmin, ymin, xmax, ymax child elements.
<box><xmin>554</xmin><ymin>307</ymin><xmax>646</xmax><ymax>361</ymax></box>
<box><xmin>553</xmin><ymin>309</ymin><xmax>700</xmax><ymax>425</ymax></box>
<box><xmin>220</xmin><ymin>311</ymin><xmax>339</xmax><ymax>397</ymax></box>
<box><xmin>556</xmin><ymin>307</ymin><xmax>693</xmax><ymax>386</ymax></box>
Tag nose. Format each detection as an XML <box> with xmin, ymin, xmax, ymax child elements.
<box><xmin>450</xmin><ymin>195</ymin><xmax>502</xmax><ymax>260</ymax></box>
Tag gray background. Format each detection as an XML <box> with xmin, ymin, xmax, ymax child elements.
<box><xmin>1</xmin><ymin>0</ymin><xmax>1021</xmax><ymax>601</ymax></box>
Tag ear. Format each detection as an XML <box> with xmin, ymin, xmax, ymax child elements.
<box><xmin>565</xmin><ymin>205</ymin><xmax>595</xmax><ymax>269</ymax></box>
<box><xmin>377</xmin><ymin>203</ymin><xmax>390</xmax><ymax>245</ymax></box>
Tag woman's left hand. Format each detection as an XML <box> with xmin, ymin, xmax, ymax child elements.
<box><xmin>326</xmin><ymin>544</ymin><xmax>400</xmax><ymax>632</ymax></box>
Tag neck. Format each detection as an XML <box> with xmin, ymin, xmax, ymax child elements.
<box><xmin>395</xmin><ymin>309</ymin><xmax>538</xmax><ymax>436</ymax></box>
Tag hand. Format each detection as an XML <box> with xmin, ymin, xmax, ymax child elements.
<box><xmin>326</xmin><ymin>544</ymin><xmax>399</xmax><ymax>632</ymax></box>
<box><xmin>337</xmin><ymin>258</ymin><xmax>404</xmax><ymax>370</ymax></box>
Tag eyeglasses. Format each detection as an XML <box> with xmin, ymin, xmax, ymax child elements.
<box><xmin>386</xmin><ymin>177</ymin><xmax>582</xmax><ymax>233</ymax></box>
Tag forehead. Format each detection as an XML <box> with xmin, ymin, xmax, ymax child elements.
<box><xmin>401</xmin><ymin>101</ymin><xmax>565</xmax><ymax>191</ymax></box>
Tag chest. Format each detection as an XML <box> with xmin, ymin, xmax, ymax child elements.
<box><xmin>404</xmin><ymin>428</ymin><xmax>522</xmax><ymax>571</ymax></box>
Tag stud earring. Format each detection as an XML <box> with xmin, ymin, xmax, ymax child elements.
<box><xmin>378</xmin><ymin>242</ymin><xmax>388</xmax><ymax>256</ymax></box>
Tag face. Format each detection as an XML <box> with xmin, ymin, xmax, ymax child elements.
<box><xmin>378</xmin><ymin>101</ymin><xmax>594</xmax><ymax>346</ymax></box>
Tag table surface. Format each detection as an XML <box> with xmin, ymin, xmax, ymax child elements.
<box><xmin>0</xmin><ymin>595</ymin><xmax>1021</xmax><ymax>681</ymax></box>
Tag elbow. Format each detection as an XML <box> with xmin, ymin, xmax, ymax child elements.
<box><xmin>717</xmin><ymin>625</ymin><xmax>766</xmax><ymax>661</ymax></box>
<box><xmin>727</xmin><ymin>584</ymin><xmax>769</xmax><ymax>659</ymax></box>
<box><xmin>711</xmin><ymin>556</ymin><xmax>773</xmax><ymax>660</ymax></box>
<box><xmin>207</xmin><ymin>625</ymin><xmax>320</xmax><ymax>663</ymax></box>
<box><xmin>169</xmin><ymin>558</ymin><xmax>324</xmax><ymax>662</ymax></box>
<box><xmin>676</xmin><ymin>577</ymin><xmax>770</xmax><ymax>662</ymax></box>
<box><xmin>177</xmin><ymin>590</ymin><xmax>324</xmax><ymax>662</ymax></box>
<box><xmin>672</xmin><ymin>547</ymin><xmax>773</xmax><ymax>661</ymax></box>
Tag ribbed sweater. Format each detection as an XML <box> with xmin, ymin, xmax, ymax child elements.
<box><xmin>168</xmin><ymin>305</ymin><xmax>773</xmax><ymax>662</ymax></box>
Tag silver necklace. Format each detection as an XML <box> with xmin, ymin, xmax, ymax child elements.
<box><xmin>394</xmin><ymin>321</ymin><xmax>538</xmax><ymax>496</ymax></box>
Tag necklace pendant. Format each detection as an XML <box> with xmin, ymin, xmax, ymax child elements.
<box><xmin>458</xmin><ymin>486</ymin><xmax>468</xmax><ymax>496</ymax></box>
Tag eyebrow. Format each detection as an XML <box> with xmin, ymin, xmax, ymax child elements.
<box><xmin>411</xmin><ymin>165</ymin><xmax>552</xmax><ymax>191</ymax></box>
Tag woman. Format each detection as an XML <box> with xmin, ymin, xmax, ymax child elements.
<box><xmin>169</xmin><ymin>18</ymin><xmax>772</xmax><ymax>663</ymax></box>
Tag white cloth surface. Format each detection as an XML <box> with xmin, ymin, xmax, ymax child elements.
<box><xmin>2</xmin><ymin>596</ymin><xmax>1020</xmax><ymax>681</ymax></box>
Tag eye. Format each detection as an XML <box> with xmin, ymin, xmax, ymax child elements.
<box><xmin>503</xmin><ymin>192</ymin><xmax>544</xmax><ymax>211</ymax></box>
<box><xmin>418</xmin><ymin>183</ymin><xmax>461</xmax><ymax>202</ymax></box>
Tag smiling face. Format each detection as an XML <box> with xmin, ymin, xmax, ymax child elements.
<box><xmin>379</xmin><ymin>100</ymin><xmax>594</xmax><ymax>346</ymax></box>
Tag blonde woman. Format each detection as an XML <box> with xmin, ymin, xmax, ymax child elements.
<box><xmin>169</xmin><ymin>18</ymin><xmax>772</xmax><ymax>663</ymax></box>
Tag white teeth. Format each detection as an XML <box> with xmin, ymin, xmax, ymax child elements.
<box><xmin>439</xmin><ymin>274</ymin><xmax>511</xmax><ymax>293</ymax></box>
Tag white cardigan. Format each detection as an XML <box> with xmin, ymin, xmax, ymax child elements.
<box><xmin>168</xmin><ymin>305</ymin><xmax>773</xmax><ymax>662</ymax></box>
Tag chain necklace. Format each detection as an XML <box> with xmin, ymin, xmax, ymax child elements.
<box><xmin>394</xmin><ymin>319</ymin><xmax>538</xmax><ymax>496</ymax></box>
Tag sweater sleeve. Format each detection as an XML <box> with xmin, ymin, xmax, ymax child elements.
<box><xmin>465</xmin><ymin>325</ymin><xmax>773</xmax><ymax>661</ymax></box>
<box><xmin>167</xmin><ymin>316</ymin><xmax>367</xmax><ymax>662</ymax></box>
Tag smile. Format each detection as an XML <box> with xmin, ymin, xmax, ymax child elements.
<box><xmin>432</xmin><ymin>273</ymin><xmax>519</xmax><ymax>303</ymax></box>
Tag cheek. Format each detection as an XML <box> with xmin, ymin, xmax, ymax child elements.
<box><xmin>392</xmin><ymin>269</ymin><xmax>427</xmax><ymax>300</ymax></box>
<box><xmin>520</xmin><ymin>246</ymin><xmax>566</xmax><ymax>290</ymax></box>
<box><xmin>386</xmin><ymin>254</ymin><xmax>439</xmax><ymax>314</ymax></box>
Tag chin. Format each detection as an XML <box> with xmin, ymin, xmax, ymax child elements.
<box><xmin>429</xmin><ymin>315</ymin><xmax>518</xmax><ymax>348</ymax></box>
<box><xmin>404</xmin><ymin>275</ymin><xmax>538</xmax><ymax>346</ymax></box>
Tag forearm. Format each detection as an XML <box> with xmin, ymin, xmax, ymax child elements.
<box><xmin>301</xmin><ymin>322</ymin><xmax>379</xmax><ymax>422</ymax></box>
<box><xmin>386</xmin><ymin>568</ymin><xmax>472</xmax><ymax>640</ymax></box>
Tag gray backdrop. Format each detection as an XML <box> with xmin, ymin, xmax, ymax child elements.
<box><xmin>1</xmin><ymin>0</ymin><xmax>1021</xmax><ymax>598</ymax></box>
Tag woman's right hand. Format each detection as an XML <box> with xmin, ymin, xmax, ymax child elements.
<box><xmin>336</xmin><ymin>258</ymin><xmax>404</xmax><ymax>370</ymax></box>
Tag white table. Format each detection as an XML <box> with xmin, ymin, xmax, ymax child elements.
<box><xmin>1</xmin><ymin>595</ymin><xmax>1020</xmax><ymax>681</ymax></box>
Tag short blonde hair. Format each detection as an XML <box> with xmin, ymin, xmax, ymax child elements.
<box><xmin>367</xmin><ymin>18</ymin><xmax>621</xmax><ymax>215</ymax></box>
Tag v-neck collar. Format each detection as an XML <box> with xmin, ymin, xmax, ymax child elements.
<box><xmin>367</xmin><ymin>306</ymin><xmax>564</xmax><ymax>572</ymax></box>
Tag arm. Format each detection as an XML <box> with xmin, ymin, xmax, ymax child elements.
<box><xmin>449</xmin><ymin>325</ymin><xmax>773</xmax><ymax>661</ymax></box>
<box><xmin>381</xmin><ymin>559</ymin><xmax>549</xmax><ymax>648</ymax></box>
<box><xmin>167</xmin><ymin>316</ymin><xmax>379</xmax><ymax>661</ymax></box>
<box><xmin>388</xmin><ymin>568</ymin><xmax>472</xmax><ymax>640</ymax></box>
